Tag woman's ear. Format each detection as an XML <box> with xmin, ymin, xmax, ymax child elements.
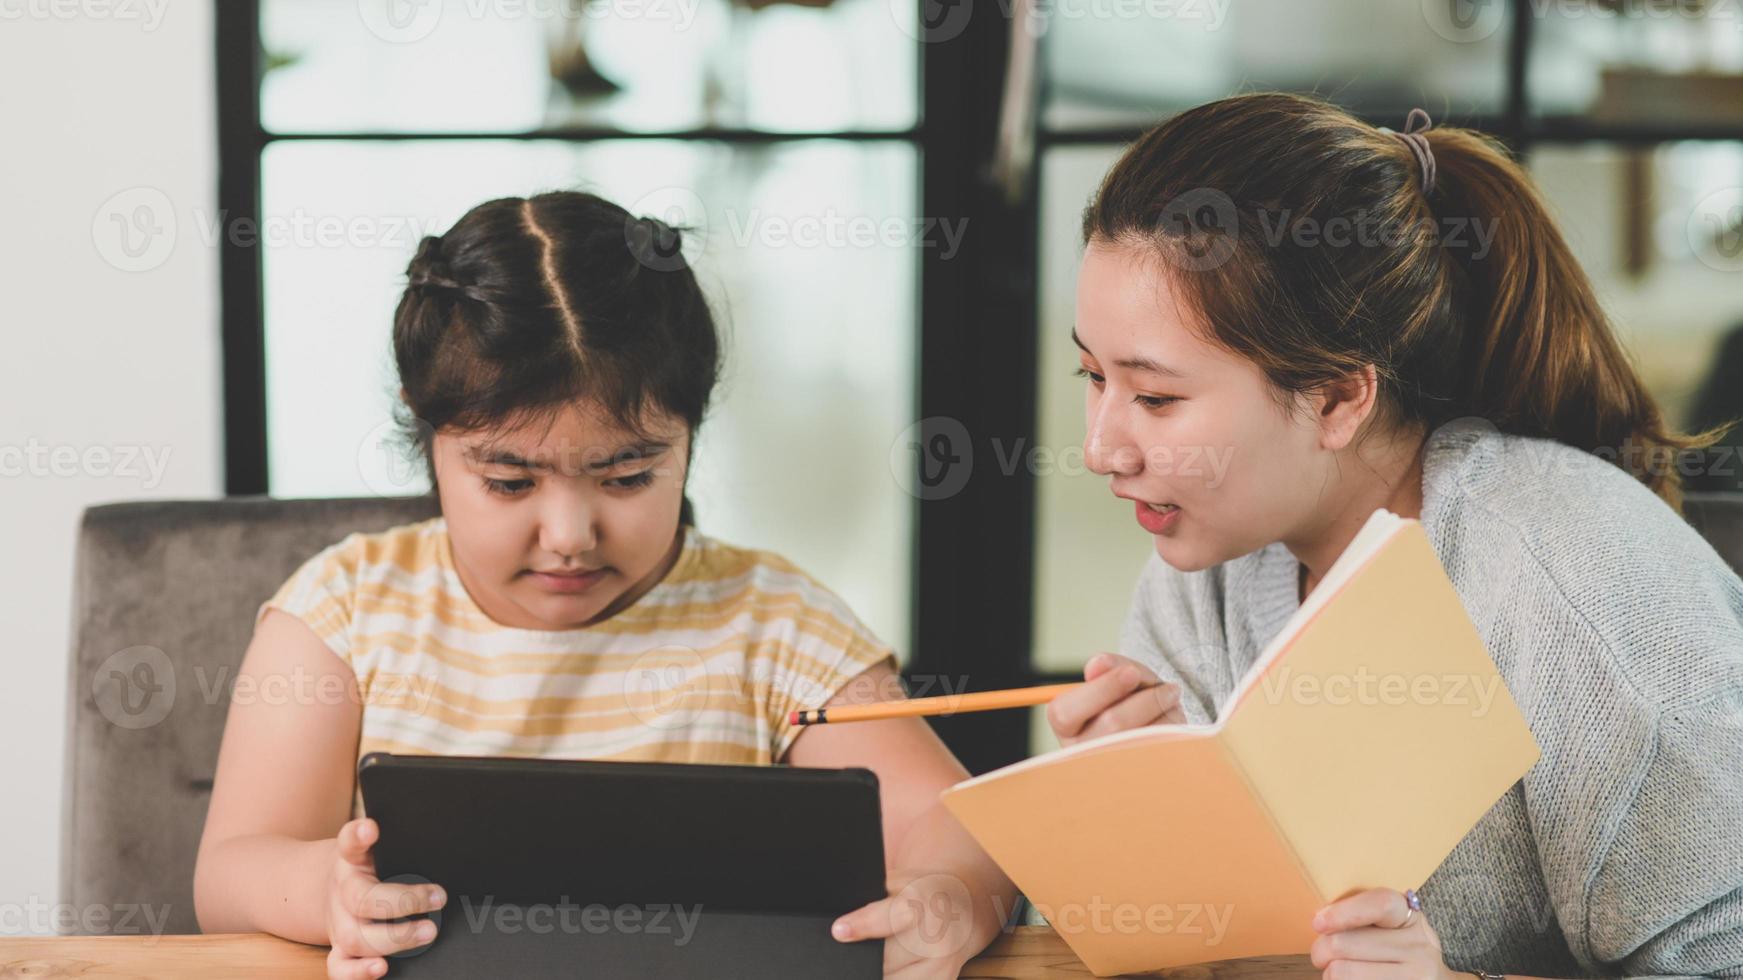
<box><xmin>1312</xmin><ymin>364</ymin><xmax>1380</xmax><ymax>452</ymax></box>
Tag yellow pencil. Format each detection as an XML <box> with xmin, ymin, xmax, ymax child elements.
<box><xmin>789</xmin><ymin>682</ymin><xmax>1087</xmax><ymax>726</ymax></box>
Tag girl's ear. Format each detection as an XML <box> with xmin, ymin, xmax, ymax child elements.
<box><xmin>1312</xmin><ymin>364</ymin><xmax>1380</xmax><ymax>452</ymax></box>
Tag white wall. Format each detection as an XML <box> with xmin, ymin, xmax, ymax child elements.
<box><xmin>0</xmin><ymin>0</ymin><xmax>221</xmax><ymax>932</ymax></box>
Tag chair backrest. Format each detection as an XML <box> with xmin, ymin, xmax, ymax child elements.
<box><xmin>1683</xmin><ymin>491</ymin><xmax>1743</xmax><ymax>579</ymax></box>
<box><xmin>62</xmin><ymin>495</ymin><xmax>440</xmax><ymax>935</ymax></box>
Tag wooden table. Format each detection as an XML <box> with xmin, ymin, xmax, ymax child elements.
<box><xmin>0</xmin><ymin>929</ymin><xmax>1318</xmax><ymax>978</ymax></box>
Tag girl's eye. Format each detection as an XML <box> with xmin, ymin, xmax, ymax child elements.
<box><xmin>605</xmin><ymin>470</ymin><xmax>655</xmax><ymax>490</ymax></box>
<box><xmin>483</xmin><ymin>477</ymin><xmax>533</xmax><ymax>496</ymax></box>
<box><xmin>1135</xmin><ymin>395</ymin><xmax>1180</xmax><ymax>410</ymax></box>
<box><xmin>1073</xmin><ymin>366</ymin><xmax>1105</xmax><ymax>385</ymax></box>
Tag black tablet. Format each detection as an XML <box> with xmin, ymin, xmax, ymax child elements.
<box><xmin>356</xmin><ymin>752</ymin><xmax>886</xmax><ymax>978</ymax></box>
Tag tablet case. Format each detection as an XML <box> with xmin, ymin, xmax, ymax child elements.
<box><xmin>357</xmin><ymin>753</ymin><xmax>886</xmax><ymax>977</ymax></box>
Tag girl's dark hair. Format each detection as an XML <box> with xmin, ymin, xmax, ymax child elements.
<box><xmin>392</xmin><ymin>191</ymin><xmax>719</xmax><ymax>525</ymax></box>
<box><xmin>1083</xmin><ymin>92</ymin><xmax>1732</xmax><ymax>513</ymax></box>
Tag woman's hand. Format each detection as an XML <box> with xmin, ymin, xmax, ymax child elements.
<box><xmin>1311</xmin><ymin>887</ymin><xmax>1459</xmax><ymax>980</ymax></box>
<box><xmin>324</xmin><ymin>818</ymin><xmax>447</xmax><ymax>980</ymax></box>
<box><xmin>1046</xmin><ymin>653</ymin><xmax>1185</xmax><ymax>746</ymax></box>
<box><xmin>830</xmin><ymin>869</ymin><xmax>989</xmax><ymax>979</ymax></box>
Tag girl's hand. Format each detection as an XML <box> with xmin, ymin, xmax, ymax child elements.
<box><xmin>831</xmin><ymin>870</ymin><xmax>987</xmax><ymax>979</ymax></box>
<box><xmin>325</xmin><ymin>818</ymin><xmax>447</xmax><ymax>980</ymax></box>
<box><xmin>1311</xmin><ymin>887</ymin><xmax>1459</xmax><ymax>980</ymax></box>
<box><xmin>1047</xmin><ymin>653</ymin><xmax>1185</xmax><ymax>746</ymax></box>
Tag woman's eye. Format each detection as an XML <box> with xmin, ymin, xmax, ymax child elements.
<box><xmin>605</xmin><ymin>470</ymin><xmax>655</xmax><ymax>490</ymax></box>
<box><xmin>1073</xmin><ymin>367</ymin><xmax>1105</xmax><ymax>385</ymax></box>
<box><xmin>1135</xmin><ymin>395</ymin><xmax>1180</xmax><ymax>410</ymax></box>
<box><xmin>483</xmin><ymin>477</ymin><xmax>533</xmax><ymax>496</ymax></box>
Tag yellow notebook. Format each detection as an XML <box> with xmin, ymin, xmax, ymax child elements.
<box><xmin>942</xmin><ymin>509</ymin><xmax>1540</xmax><ymax>977</ymax></box>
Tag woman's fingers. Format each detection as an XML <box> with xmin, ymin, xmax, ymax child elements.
<box><xmin>1075</xmin><ymin>680</ymin><xmax>1183</xmax><ymax>741</ymax></box>
<box><xmin>1049</xmin><ymin>659</ymin><xmax>1169</xmax><ymax>742</ymax></box>
<box><xmin>1313</xmin><ymin>888</ymin><xmax>1412</xmax><ymax>933</ymax></box>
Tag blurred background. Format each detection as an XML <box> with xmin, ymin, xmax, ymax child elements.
<box><xmin>6</xmin><ymin>0</ymin><xmax>1743</xmax><ymax>927</ymax></box>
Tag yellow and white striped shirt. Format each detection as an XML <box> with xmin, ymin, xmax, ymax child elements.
<box><xmin>258</xmin><ymin>517</ymin><xmax>895</xmax><ymax>790</ymax></box>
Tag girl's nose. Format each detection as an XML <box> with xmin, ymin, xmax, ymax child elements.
<box><xmin>538</xmin><ymin>501</ymin><xmax>599</xmax><ymax>560</ymax></box>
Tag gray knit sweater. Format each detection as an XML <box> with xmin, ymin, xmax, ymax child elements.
<box><xmin>1119</xmin><ymin>418</ymin><xmax>1743</xmax><ymax>979</ymax></box>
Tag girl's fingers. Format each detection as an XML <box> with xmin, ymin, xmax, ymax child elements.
<box><xmin>342</xmin><ymin>875</ymin><xmax>447</xmax><ymax>923</ymax></box>
<box><xmin>326</xmin><ymin>947</ymin><xmax>388</xmax><ymax>980</ymax></box>
<box><xmin>1314</xmin><ymin>888</ymin><xmax>1410</xmax><ymax>933</ymax></box>
<box><xmin>1048</xmin><ymin>665</ymin><xmax>1145</xmax><ymax>738</ymax></box>
<box><xmin>1083</xmin><ymin>653</ymin><xmax>1119</xmax><ymax>681</ymax></box>
<box><xmin>832</xmin><ymin>895</ymin><xmax>895</xmax><ymax>942</ymax></box>
<box><xmin>332</xmin><ymin>912</ymin><xmax>438</xmax><ymax>959</ymax></box>
<box><xmin>1076</xmin><ymin>681</ymin><xmax>1182</xmax><ymax>740</ymax></box>
<box><xmin>336</xmin><ymin>819</ymin><xmax>378</xmax><ymax>870</ymax></box>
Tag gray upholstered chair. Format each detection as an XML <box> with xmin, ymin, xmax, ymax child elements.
<box><xmin>61</xmin><ymin>495</ymin><xmax>439</xmax><ymax>935</ymax></box>
<box><xmin>58</xmin><ymin>491</ymin><xmax>1743</xmax><ymax>935</ymax></box>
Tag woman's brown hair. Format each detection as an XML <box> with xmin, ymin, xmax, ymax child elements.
<box><xmin>1083</xmin><ymin>92</ymin><xmax>1731</xmax><ymax>512</ymax></box>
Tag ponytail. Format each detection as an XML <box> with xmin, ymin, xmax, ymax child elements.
<box><xmin>1426</xmin><ymin>128</ymin><xmax>1732</xmax><ymax>511</ymax></box>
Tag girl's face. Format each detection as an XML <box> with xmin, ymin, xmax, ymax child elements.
<box><xmin>1073</xmin><ymin>241</ymin><xmax>1337</xmax><ymax>571</ymax></box>
<box><xmin>430</xmin><ymin>402</ymin><xmax>691</xmax><ymax>630</ymax></box>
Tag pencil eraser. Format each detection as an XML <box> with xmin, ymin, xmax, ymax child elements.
<box><xmin>788</xmin><ymin>710</ymin><xmax>801</xmax><ymax>726</ymax></box>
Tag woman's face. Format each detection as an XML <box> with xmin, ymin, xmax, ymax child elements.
<box><xmin>430</xmin><ymin>402</ymin><xmax>690</xmax><ymax>630</ymax></box>
<box><xmin>1074</xmin><ymin>241</ymin><xmax>1335</xmax><ymax>571</ymax></box>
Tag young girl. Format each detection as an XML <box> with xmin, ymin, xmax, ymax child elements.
<box><xmin>1046</xmin><ymin>94</ymin><xmax>1743</xmax><ymax>980</ymax></box>
<box><xmin>191</xmin><ymin>191</ymin><xmax>1013</xmax><ymax>979</ymax></box>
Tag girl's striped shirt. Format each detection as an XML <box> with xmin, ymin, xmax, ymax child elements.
<box><xmin>257</xmin><ymin>517</ymin><xmax>895</xmax><ymax>803</ymax></box>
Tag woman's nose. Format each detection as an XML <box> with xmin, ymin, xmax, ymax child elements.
<box><xmin>1085</xmin><ymin>407</ymin><xmax>1144</xmax><ymax>477</ymax></box>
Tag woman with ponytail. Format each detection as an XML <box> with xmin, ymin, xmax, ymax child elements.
<box><xmin>1046</xmin><ymin>93</ymin><xmax>1743</xmax><ymax>979</ymax></box>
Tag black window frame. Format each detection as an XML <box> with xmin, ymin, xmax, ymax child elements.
<box><xmin>215</xmin><ymin>0</ymin><xmax>1743</xmax><ymax>776</ymax></box>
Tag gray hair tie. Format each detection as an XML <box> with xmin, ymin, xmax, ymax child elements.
<box><xmin>1379</xmin><ymin>108</ymin><xmax>1436</xmax><ymax>195</ymax></box>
